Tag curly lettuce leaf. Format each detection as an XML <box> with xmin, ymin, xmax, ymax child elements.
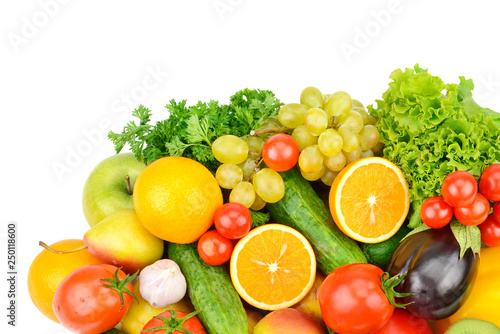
<box><xmin>369</xmin><ymin>64</ymin><xmax>500</xmax><ymax>253</ymax></box>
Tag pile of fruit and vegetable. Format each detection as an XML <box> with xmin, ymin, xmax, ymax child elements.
<box><xmin>28</xmin><ymin>65</ymin><xmax>500</xmax><ymax>334</ymax></box>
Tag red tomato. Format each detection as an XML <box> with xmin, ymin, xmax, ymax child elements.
<box><xmin>214</xmin><ymin>203</ymin><xmax>251</xmax><ymax>239</ymax></box>
<box><xmin>262</xmin><ymin>134</ymin><xmax>299</xmax><ymax>172</ymax></box>
<box><xmin>318</xmin><ymin>263</ymin><xmax>394</xmax><ymax>334</ymax></box>
<box><xmin>197</xmin><ymin>230</ymin><xmax>233</xmax><ymax>266</ymax></box>
<box><xmin>441</xmin><ymin>171</ymin><xmax>477</xmax><ymax>207</ymax></box>
<box><xmin>494</xmin><ymin>202</ymin><xmax>500</xmax><ymax>223</ymax></box>
<box><xmin>479</xmin><ymin>164</ymin><xmax>500</xmax><ymax>201</ymax></box>
<box><xmin>420</xmin><ymin>196</ymin><xmax>453</xmax><ymax>228</ymax></box>
<box><xmin>372</xmin><ymin>309</ymin><xmax>432</xmax><ymax>334</ymax></box>
<box><xmin>478</xmin><ymin>215</ymin><xmax>500</xmax><ymax>247</ymax></box>
<box><xmin>454</xmin><ymin>193</ymin><xmax>490</xmax><ymax>226</ymax></box>
<box><xmin>142</xmin><ymin>310</ymin><xmax>206</xmax><ymax>334</ymax></box>
<box><xmin>53</xmin><ymin>264</ymin><xmax>136</xmax><ymax>334</ymax></box>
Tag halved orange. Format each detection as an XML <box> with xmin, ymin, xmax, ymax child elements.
<box><xmin>329</xmin><ymin>157</ymin><xmax>410</xmax><ymax>243</ymax></box>
<box><xmin>230</xmin><ymin>224</ymin><xmax>316</xmax><ymax>311</ymax></box>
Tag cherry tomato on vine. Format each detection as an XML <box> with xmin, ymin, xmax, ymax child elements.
<box><xmin>142</xmin><ymin>310</ymin><xmax>206</xmax><ymax>334</ymax></box>
<box><xmin>262</xmin><ymin>134</ymin><xmax>300</xmax><ymax>172</ymax></box>
<box><xmin>479</xmin><ymin>164</ymin><xmax>500</xmax><ymax>201</ymax></box>
<box><xmin>454</xmin><ymin>193</ymin><xmax>490</xmax><ymax>226</ymax></box>
<box><xmin>441</xmin><ymin>171</ymin><xmax>477</xmax><ymax>207</ymax></box>
<box><xmin>478</xmin><ymin>215</ymin><xmax>500</xmax><ymax>247</ymax></box>
<box><xmin>318</xmin><ymin>263</ymin><xmax>407</xmax><ymax>334</ymax></box>
<box><xmin>197</xmin><ymin>230</ymin><xmax>233</xmax><ymax>266</ymax></box>
<box><xmin>214</xmin><ymin>203</ymin><xmax>251</xmax><ymax>239</ymax></box>
<box><xmin>372</xmin><ymin>309</ymin><xmax>432</xmax><ymax>334</ymax></box>
<box><xmin>52</xmin><ymin>264</ymin><xmax>136</xmax><ymax>334</ymax></box>
<box><xmin>420</xmin><ymin>196</ymin><xmax>453</xmax><ymax>228</ymax></box>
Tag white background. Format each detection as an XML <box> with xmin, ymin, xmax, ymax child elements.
<box><xmin>1</xmin><ymin>0</ymin><xmax>500</xmax><ymax>333</ymax></box>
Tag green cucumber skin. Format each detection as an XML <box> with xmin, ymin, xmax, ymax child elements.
<box><xmin>360</xmin><ymin>224</ymin><xmax>412</xmax><ymax>269</ymax></box>
<box><xmin>168</xmin><ymin>243</ymin><xmax>248</xmax><ymax>334</ymax></box>
<box><xmin>267</xmin><ymin>167</ymin><xmax>367</xmax><ymax>275</ymax></box>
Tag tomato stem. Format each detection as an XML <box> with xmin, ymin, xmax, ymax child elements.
<box><xmin>381</xmin><ymin>272</ymin><xmax>414</xmax><ymax>308</ymax></box>
<box><xmin>39</xmin><ymin>241</ymin><xmax>88</xmax><ymax>254</ymax></box>
<box><xmin>100</xmin><ymin>268</ymin><xmax>139</xmax><ymax>311</ymax></box>
<box><xmin>140</xmin><ymin>310</ymin><xmax>202</xmax><ymax>334</ymax></box>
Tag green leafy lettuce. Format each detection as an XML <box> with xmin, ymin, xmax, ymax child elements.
<box><xmin>369</xmin><ymin>65</ymin><xmax>500</xmax><ymax>253</ymax></box>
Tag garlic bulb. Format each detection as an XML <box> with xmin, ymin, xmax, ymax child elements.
<box><xmin>139</xmin><ymin>259</ymin><xmax>187</xmax><ymax>308</ymax></box>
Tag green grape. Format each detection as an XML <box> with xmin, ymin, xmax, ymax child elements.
<box><xmin>352</xmin><ymin>99</ymin><xmax>364</xmax><ymax>108</ymax></box>
<box><xmin>304</xmin><ymin>108</ymin><xmax>328</xmax><ymax>136</ymax></box>
<box><xmin>250</xmin><ymin>193</ymin><xmax>267</xmax><ymax>211</ymax></box>
<box><xmin>238</xmin><ymin>157</ymin><xmax>259</xmax><ymax>178</ymax></box>
<box><xmin>321</xmin><ymin>168</ymin><xmax>339</xmax><ymax>186</ymax></box>
<box><xmin>278</xmin><ymin>103</ymin><xmax>309</xmax><ymax>129</ymax></box>
<box><xmin>301</xmin><ymin>164</ymin><xmax>326</xmax><ymax>181</ymax></box>
<box><xmin>338</xmin><ymin>126</ymin><xmax>360</xmax><ymax>153</ymax></box>
<box><xmin>300</xmin><ymin>86</ymin><xmax>323</xmax><ymax>108</ymax></box>
<box><xmin>339</xmin><ymin>110</ymin><xmax>364</xmax><ymax>133</ymax></box>
<box><xmin>292</xmin><ymin>125</ymin><xmax>318</xmax><ymax>151</ymax></box>
<box><xmin>324</xmin><ymin>151</ymin><xmax>346</xmax><ymax>171</ymax></box>
<box><xmin>256</xmin><ymin>118</ymin><xmax>284</xmax><ymax>139</ymax></box>
<box><xmin>324</xmin><ymin>91</ymin><xmax>352</xmax><ymax>117</ymax></box>
<box><xmin>322</xmin><ymin>94</ymin><xmax>331</xmax><ymax>110</ymax></box>
<box><xmin>361</xmin><ymin>149</ymin><xmax>374</xmax><ymax>158</ymax></box>
<box><xmin>246</xmin><ymin>136</ymin><xmax>264</xmax><ymax>155</ymax></box>
<box><xmin>333</xmin><ymin>109</ymin><xmax>351</xmax><ymax>125</ymax></box>
<box><xmin>318</xmin><ymin>129</ymin><xmax>343</xmax><ymax>157</ymax></box>
<box><xmin>344</xmin><ymin>147</ymin><xmax>362</xmax><ymax>164</ymax></box>
<box><xmin>215</xmin><ymin>163</ymin><xmax>243</xmax><ymax>189</ymax></box>
<box><xmin>212</xmin><ymin>135</ymin><xmax>248</xmax><ymax>164</ymax></box>
<box><xmin>298</xmin><ymin>145</ymin><xmax>324</xmax><ymax>173</ymax></box>
<box><xmin>365</xmin><ymin>114</ymin><xmax>377</xmax><ymax>125</ymax></box>
<box><xmin>371</xmin><ymin>141</ymin><xmax>385</xmax><ymax>154</ymax></box>
<box><xmin>252</xmin><ymin>168</ymin><xmax>285</xmax><ymax>203</ymax></box>
<box><xmin>359</xmin><ymin>125</ymin><xmax>380</xmax><ymax>151</ymax></box>
<box><xmin>351</xmin><ymin>106</ymin><xmax>369</xmax><ymax>124</ymax></box>
<box><xmin>229</xmin><ymin>181</ymin><xmax>256</xmax><ymax>208</ymax></box>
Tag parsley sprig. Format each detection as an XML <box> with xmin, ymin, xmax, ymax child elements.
<box><xmin>108</xmin><ymin>89</ymin><xmax>283</xmax><ymax>171</ymax></box>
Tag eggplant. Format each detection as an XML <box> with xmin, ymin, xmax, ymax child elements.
<box><xmin>386</xmin><ymin>226</ymin><xmax>479</xmax><ymax>320</ymax></box>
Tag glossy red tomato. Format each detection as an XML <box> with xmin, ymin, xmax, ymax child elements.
<box><xmin>214</xmin><ymin>203</ymin><xmax>251</xmax><ymax>239</ymax></box>
<box><xmin>262</xmin><ymin>134</ymin><xmax>300</xmax><ymax>172</ymax></box>
<box><xmin>420</xmin><ymin>196</ymin><xmax>453</xmax><ymax>228</ymax></box>
<box><xmin>479</xmin><ymin>164</ymin><xmax>500</xmax><ymax>201</ymax></box>
<box><xmin>197</xmin><ymin>230</ymin><xmax>233</xmax><ymax>266</ymax></box>
<box><xmin>372</xmin><ymin>309</ymin><xmax>432</xmax><ymax>334</ymax></box>
<box><xmin>142</xmin><ymin>310</ymin><xmax>206</xmax><ymax>334</ymax></box>
<box><xmin>53</xmin><ymin>264</ymin><xmax>135</xmax><ymax>334</ymax></box>
<box><xmin>454</xmin><ymin>193</ymin><xmax>490</xmax><ymax>226</ymax></box>
<box><xmin>478</xmin><ymin>215</ymin><xmax>500</xmax><ymax>247</ymax></box>
<box><xmin>441</xmin><ymin>171</ymin><xmax>477</xmax><ymax>207</ymax></box>
<box><xmin>494</xmin><ymin>202</ymin><xmax>500</xmax><ymax>223</ymax></box>
<box><xmin>318</xmin><ymin>263</ymin><xmax>394</xmax><ymax>334</ymax></box>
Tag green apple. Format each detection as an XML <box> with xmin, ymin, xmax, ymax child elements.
<box><xmin>82</xmin><ymin>153</ymin><xmax>146</xmax><ymax>227</ymax></box>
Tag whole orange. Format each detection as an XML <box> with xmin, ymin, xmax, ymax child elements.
<box><xmin>133</xmin><ymin>156</ymin><xmax>223</xmax><ymax>243</ymax></box>
<box><xmin>27</xmin><ymin>239</ymin><xmax>105</xmax><ymax>323</ymax></box>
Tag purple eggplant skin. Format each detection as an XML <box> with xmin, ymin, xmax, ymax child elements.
<box><xmin>386</xmin><ymin>226</ymin><xmax>479</xmax><ymax>320</ymax></box>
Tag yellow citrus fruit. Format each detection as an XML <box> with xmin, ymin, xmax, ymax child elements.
<box><xmin>133</xmin><ymin>156</ymin><xmax>223</xmax><ymax>244</ymax></box>
<box><xmin>27</xmin><ymin>239</ymin><xmax>105</xmax><ymax>323</ymax></box>
<box><xmin>230</xmin><ymin>224</ymin><xmax>316</xmax><ymax>311</ymax></box>
<box><xmin>120</xmin><ymin>280</ymin><xmax>193</xmax><ymax>334</ymax></box>
<box><xmin>329</xmin><ymin>157</ymin><xmax>410</xmax><ymax>243</ymax></box>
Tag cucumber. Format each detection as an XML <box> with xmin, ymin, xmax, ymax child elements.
<box><xmin>267</xmin><ymin>167</ymin><xmax>367</xmax><ymax>274</ymax></box>
<box><xmin>360</xmin><ymin>223</ymin><xmax>412</xmax><ymax>269</ymax></box>
<box><xmin>168</xmin><ymin>242</ymin><xmax>248</xmax><ymax>334</ymax></box>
